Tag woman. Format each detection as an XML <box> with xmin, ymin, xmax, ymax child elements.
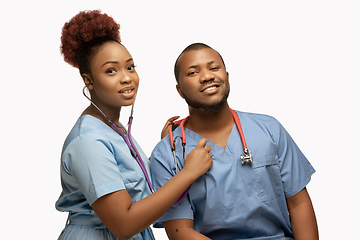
<box><xmin>55</xmin><ymin>10</ymin><xmax>213</xmax><ymax>240</ymax></box>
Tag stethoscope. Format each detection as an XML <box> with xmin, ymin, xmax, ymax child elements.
<box><xmin>83</xmin><ymin>84</ymin><xmax>154</xmax><ymax>193</ymax></box>
<box><xmin>169</xmin><ymin>108</ymin><xmax>253</xmax><ymax>204</ymax></box>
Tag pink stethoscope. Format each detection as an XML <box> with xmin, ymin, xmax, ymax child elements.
<box><xmin>169</xmin><ymin>108</ymin><xmax>253</xmax><ymax>204</ymax></box>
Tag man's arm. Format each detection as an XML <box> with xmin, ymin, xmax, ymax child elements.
<box><xmin>286</xmin><ymin>187</ymin><xmax>319</xmax><ymax>240</ymax></box>
<box><xmin>163</xmin><ymin>219</ymin><xmax>211</xmax><ymax>240</ymax></box>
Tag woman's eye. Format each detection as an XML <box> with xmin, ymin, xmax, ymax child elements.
<box><xmin>106</xmin><ymin>68</ymin><xmax>117</xmax><ymax>74</ymax></box>
<box><xmin>128</xmin><ymin>64</ymin><xmax>136</xmax><ymax>71</ymax></box>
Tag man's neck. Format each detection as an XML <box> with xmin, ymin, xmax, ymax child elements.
<box><xmin>186</xmin><ymin>103</ymin><xmax>233</xmax><ymax>134</ymax></box>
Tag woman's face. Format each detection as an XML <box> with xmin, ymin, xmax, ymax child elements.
<box><xmin>86</xmin><ymin>41</ymin><xmax>139</xmax><ymax>110</ymax></box>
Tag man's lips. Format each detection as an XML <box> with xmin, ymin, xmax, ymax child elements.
<box><xmin>200</xmin><ymin>82</ymin><xmax>221</xmax><ymax>92</ymax></box>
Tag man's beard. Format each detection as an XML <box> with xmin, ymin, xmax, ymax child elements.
<box><xmin>181</xmin><ymin>83</ymin><xmax>230</xmax><ymax>113</ymax></box>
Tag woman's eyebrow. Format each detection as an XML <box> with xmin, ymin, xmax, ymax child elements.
<box><xmin>101</xmin><ymin>58</ymin><xmax>133</xmax><ymax>67</ymax></box>
<box><xmin>102</xmin><ymin>61</ymin><xmax>118</xmax><ymax>67</ymax></box>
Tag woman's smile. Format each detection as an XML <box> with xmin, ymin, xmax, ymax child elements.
<box><xmin>119</xmin><ymin>86</ymin><xmax>136</xmax><ymax>99</ymax></box>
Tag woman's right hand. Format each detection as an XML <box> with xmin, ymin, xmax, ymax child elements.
<box><xmin>161</xmin><ymin>116</ymin><xmax>180</xmax><ymax>139</ymax></box>
<box><xmin>182</xmin><ymin>138</ymin><xmax>213</xmax><ymax>178</ymax></box>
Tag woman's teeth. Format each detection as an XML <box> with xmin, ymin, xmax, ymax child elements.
<box><xmin>121</xmin><ymin>89</ymin><xmax>132</xmax><ymax>93</ymax></box>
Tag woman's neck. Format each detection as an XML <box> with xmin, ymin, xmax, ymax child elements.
<box><xmin>81</xmin><ymin>103</ymin><xmax>121</xmax><ymax>128</ymax></box>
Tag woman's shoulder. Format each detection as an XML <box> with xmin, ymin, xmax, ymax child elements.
<box><xmin>62</xmin><ymin>115</ymin><xmax>113</xmax><ymax>152</ymax></box>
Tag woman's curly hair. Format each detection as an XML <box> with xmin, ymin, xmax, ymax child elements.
<box><xmin>60</xmin><ymin>10</ymin><xmax>121</xmax><ymax>74</ymax></box>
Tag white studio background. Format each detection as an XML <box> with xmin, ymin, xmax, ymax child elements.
<box><xmin>1</xmin><ymin>0</ymin><xmax>359</xmax><ymax>239</ymax></box>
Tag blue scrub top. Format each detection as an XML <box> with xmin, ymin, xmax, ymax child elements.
<box><xmin>151</xmin><ymin>110</ymin><xmax>315</xmax><ymax>240</ymax></box>
<box><xmin>56</xmin><ymin>115</ymin><xmax>154</xmax><ymax>240</ymax></box>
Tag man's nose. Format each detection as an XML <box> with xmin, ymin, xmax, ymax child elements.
<box><xmin>199</xmin><ymin>69</ymin><xmax>215</xmax><ymax>84</ymax></box>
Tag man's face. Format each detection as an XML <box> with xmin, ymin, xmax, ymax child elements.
<box><xmin>176</xmin><ymin>48</ymin><xmax>230</xmax><ymax>112</ymax></box>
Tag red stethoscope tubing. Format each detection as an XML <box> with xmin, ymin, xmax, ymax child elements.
<box><xmin>170</xmin><ymin>116</ymin><xmax>189</xmax><ymax>150</ymax></box>
<box><xmin>169</xmin><ymin>109</ymin><xmax>249</xmax><ymax>205</ymax></box>
<box><xmin>230</xmin><ymin>109</ymin><xmax>247</xmax><ymax>149</ymax></box>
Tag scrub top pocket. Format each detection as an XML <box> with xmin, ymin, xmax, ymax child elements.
<box><xmin>253</xmin><ymin>155</ymin><xmax>283</xmax><ymax>203</ymax></box>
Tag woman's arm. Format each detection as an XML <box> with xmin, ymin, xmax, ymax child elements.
<box><xmin>91</xmin><ymin>138</ymin><xmax>212</xmax><ymax>239</ymax></box>
<box><xmin>286</xmin><ymin>187</ymin><xmax>319</xmax><ymax>240</ymax></box>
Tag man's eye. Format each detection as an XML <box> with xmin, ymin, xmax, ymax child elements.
<box><xmin>188</xmin><ymin>71</ymin><xmax>196</xmax><ymax>76</ymax></box>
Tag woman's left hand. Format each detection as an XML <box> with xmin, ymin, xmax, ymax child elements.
<box><xmin>161</xmin><ymin>116</ymin><xmax>180</xmax><ymax>139</ymax></box>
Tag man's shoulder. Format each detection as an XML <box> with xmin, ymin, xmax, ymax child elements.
<box><xmin>151</xmin><ymin>134</ymin><xmax>173</xmax><ymax>159</ymax></box>
<box><xmin>235</xmin><ymin>110</ymin><xmax>279</xmax><ymax>124</ymax></box>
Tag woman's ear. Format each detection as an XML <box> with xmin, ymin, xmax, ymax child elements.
<box><xmin>82</xmin><ymin>73</ymin><xmax>93</xmax><ymax>90</ymax></box>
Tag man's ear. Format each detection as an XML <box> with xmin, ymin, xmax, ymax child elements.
<box><xmin>176</xmin><ymin>84</ymin><xmax>184</xmax><ymax>99</ymax></box>
<box><xmin>82</xmin><ymin>73</ymin><xmax>93</xmax><ymax>90</ymax></box>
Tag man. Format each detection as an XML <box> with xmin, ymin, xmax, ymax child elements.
<box><xmin>151</xmin><ymin>43</ymin><xmax>318</xmax><ymax>240</ymax></box>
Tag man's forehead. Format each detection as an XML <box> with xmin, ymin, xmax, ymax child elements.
<box><xmin>178</xmin><ymin>48</ymin><xmax>221</xmax><ymax>68</ymax></box>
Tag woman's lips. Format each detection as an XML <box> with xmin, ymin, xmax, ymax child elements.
<box><xmin>119</xmin><ymin>86</ymin><xmax>135</xmax><ymax>98</ymax></box>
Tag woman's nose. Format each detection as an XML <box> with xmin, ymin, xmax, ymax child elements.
<box><xmin>120</xmin><ymin>71</ymin><xmax>133</xmax><ymax>84</ymax></box>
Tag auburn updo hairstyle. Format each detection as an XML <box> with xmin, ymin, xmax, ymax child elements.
<box><xmin>60</xmin><ymin>10</ymin><xmax>121</xmax><ymax>75</ymax></box>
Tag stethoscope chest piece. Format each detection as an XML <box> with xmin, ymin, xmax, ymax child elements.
<box><xmin>241</xmin><ymin>148</ymin><xmax>253</xmax><ymax>166</ymax></box>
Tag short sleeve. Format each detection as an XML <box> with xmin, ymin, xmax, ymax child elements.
<box><xmin>150</xmin><ymin>139</ymin><xmax>194</xmax><ymax>227</ymax></box>
<box><xmin>63</xmin><ymin>134</ymin><xmax>126</xmax><ymax>205</ymax></box>
<box><xmin>271</xmin><ymin>119</ymin><xmax>316</xmax><ymax>198</ymax></box>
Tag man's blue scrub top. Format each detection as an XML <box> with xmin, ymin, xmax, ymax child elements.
<box><xmin>151</xmin><ymin>110</ymin><xmax>315</xmax><ymax>240</ymax></box>
<box><xmin>56</xmin><ymin>115</ymin><xmax>154</xmax><ymax>240</ymax></box>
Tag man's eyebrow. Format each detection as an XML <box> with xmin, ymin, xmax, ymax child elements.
<box><xmin>187</xmin><ymin>61</ymin><xmax>219</xmax><ymax>69</ymax></box>
<box><xmin>208</xmin><ymin>60</ymin><xmax>220</xmax><ymax>65</ymax></box>
<box><xmin>188</xmin><ymin>65</ymin><xmax>198</xmax><ymax>69</ymax></box>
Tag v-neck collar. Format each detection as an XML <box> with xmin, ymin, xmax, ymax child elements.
<box><xmin>183</xmin><ymin>123</ymin><xmax>240</xmax><ymax>158</ymax></box>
